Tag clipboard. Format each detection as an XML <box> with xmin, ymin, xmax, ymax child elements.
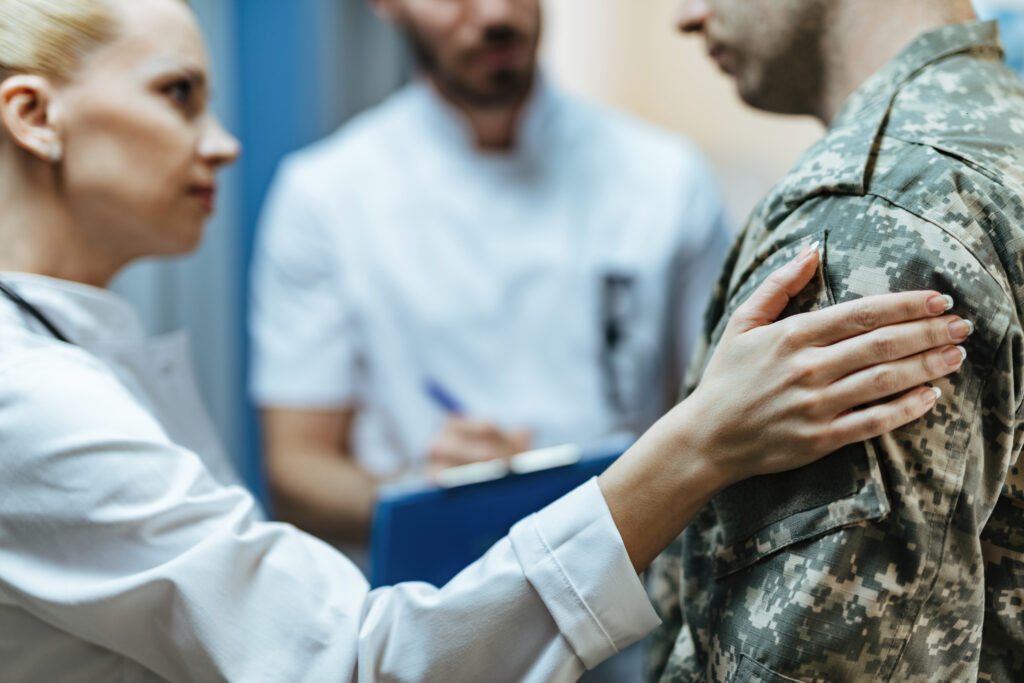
<box><xmin>369</xmin><ymin>435</ymin><xmax>632</xmax><ymax>588</ymax></box>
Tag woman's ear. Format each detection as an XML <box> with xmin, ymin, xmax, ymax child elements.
<box><xmin>0</xmin><ymin>75</ymin><xmax>63</xmax><ymax>163</ymax></box>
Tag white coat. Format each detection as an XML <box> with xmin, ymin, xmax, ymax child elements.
<box><xmin>0</xmin><ymin>273</ymin><xmax>659</xmax><ymax>682</ymax></box>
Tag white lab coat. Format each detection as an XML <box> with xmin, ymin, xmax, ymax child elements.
<box><xmin>250</xmin><ymin>78</ymin><xmax>732</xmax><ymax>476</ymax></box>
<box><xmin>0</xmin><ymin>273</ymin><xmax>660</xmax><ymax>682</ymax></box>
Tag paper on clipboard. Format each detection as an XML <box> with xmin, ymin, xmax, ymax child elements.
<box><xmin>432</xmin><ymin>433</ymin><xmax>635</xmax><ymax>488</ymax></box>
<box><xmin>435</xmin><ymin>443</ymin><xmax>583</xmax><ymax>488</ymax></box>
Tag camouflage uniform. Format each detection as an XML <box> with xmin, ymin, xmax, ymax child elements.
<box><xmin>649</xmin><ymin>21</ymin><xmax>1024</xmax><ymax>683</ymax></box>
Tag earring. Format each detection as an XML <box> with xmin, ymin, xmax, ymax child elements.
<box><xmin>47</xmin><ymin>142</ymin><xmax>63</xmax><ymax>163</ymax></box>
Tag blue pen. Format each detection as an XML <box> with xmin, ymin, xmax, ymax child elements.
<box><xmin>424</xmin><ymin>378</ymin><xmax>466</xmax><ymax>415</ymax></box>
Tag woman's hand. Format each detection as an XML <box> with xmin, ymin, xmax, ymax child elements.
<box><xmin>683</xmin><ymin>243</ymin><xmax>968</xmax><ymax>486</ymax></box>
<box><xmin>598</xmin><ymin>244</ymin><xmax>969</xmax><ymax>572</ymax></box>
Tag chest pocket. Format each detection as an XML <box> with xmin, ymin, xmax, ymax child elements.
<box><xmin>706</xmin><ymin>229</ymin><xmax>892</xmax><ymax>578</ymax></box>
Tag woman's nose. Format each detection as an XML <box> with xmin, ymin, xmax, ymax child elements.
<box><xmin>198</xmin><ymin>115</ymin><xmax>241</xmax><ymax>167</ymax></box>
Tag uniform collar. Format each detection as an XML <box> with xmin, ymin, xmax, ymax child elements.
<box><xmin>831</xmin><ymin>20</ymin><xmax>1002</xmax><ymax>131</ymax></box>
<box><xmin>0</xmin><ymin>272</ymin><xmax>146</xmax><ymax>347</ymax></box>
<box><xmin>409</xmin><ymin>71</ymin><xmax>557</xmax><ymax>161</ymax></box>
<box><xmin>753</xmin><ymin>20</ymin><xmax>1003</xmax><ymax>229</ymax></box>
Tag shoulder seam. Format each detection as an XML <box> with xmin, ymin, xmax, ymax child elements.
<box><xmin>881</xmin><ymin>134</ymin><xmax>1009</xmax><ymax>189</ymax></box>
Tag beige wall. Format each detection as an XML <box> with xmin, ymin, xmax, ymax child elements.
<box><xmin>539</xmin><ymin>0</ymin><xmax>825</xmax><ymax>225</ymax></box>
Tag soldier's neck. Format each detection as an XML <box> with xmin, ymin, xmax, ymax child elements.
<box><xmin>816</xmin><ymin>0</ymin><xmax>978</xmax><ymax>125</ymax></box>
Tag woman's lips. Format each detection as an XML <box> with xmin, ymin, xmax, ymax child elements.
<box><xmin>188</xmin><ymin>184</ymin><xmax>216</xmax><ymax>212</ymax></box>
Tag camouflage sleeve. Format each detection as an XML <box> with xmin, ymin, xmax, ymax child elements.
<box><xmin>814</xmin><ymin>195</ymin><xmax>1022</xmax><ymax>680</ymax></box>
<box><xmin>649</xmin><ymin>193</ymin><xmax>1023</xmax><ymax>682</ymax></box>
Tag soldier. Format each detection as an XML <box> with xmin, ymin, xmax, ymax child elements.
<box><xmin>650</xmin><ymin>1</ymin><xmax>1024</xmax><ymax>681</ymax></box>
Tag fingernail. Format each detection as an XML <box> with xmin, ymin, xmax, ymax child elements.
<box><xmin>927</xmin><ymin>294</ymin><xmax>953</xmax><ymax>315</ymax></box>
<box><xmin>930</xmin><ymin>386</ymin><xmax>943</xmax><ymax>403</ymax></box>
<box><xmin>943</xmin><ymin>346</ymin><xmax>967</xmax><ymax>365</ymax></box>
<box><xmin>948</xmin><ymin>319</ymin><xmax>974</xmax><ymax>341</ymax></box>
<box><xmin>797</xmin><ymin>241</ymin><xmax>820</xmax><ymax>263</ymax></box>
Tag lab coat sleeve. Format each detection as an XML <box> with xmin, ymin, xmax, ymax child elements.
<box><xmin>0</xmin><ymin>348</ymin><xmax>659</xmax><ymax>682</ymax></box>
<box><xmin>249</xmin><ymin>158</ymin><xmax>360</xmax><ymax>408</ymax></box>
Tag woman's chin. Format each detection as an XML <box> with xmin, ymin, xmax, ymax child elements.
<box><xmin>146</xmin><ymin>225</ymin><xmax>206</xmax><ymax>259</ymax></box>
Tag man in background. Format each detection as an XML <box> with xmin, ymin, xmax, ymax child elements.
<box><xmin>650</xmin><ymin>0</ymin><xmax>1024</xmax><ymax>681</ymax></box>
<box><xmin>249</xmin><ymin>0</ymin><xmax>730</xmax><ymax>551</ymax></box>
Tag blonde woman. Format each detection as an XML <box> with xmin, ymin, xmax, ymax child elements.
<box><xmin>0</xmin><ymin>0</ymin><xmax>973</xmax><ymax>681</ymax></box>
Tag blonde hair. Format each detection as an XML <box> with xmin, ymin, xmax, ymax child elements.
<box><xmin>0</xmin><ymin>0</ymin><xmax>116</xmax><ymax>82</ymax></box>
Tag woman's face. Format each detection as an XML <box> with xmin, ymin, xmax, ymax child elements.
<box><xmin>53</xmin><ymin>0</ymin><xmax>239</xmax><ymax>259</ymax></box>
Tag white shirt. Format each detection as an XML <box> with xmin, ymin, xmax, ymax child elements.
<box><xmin>250</xmin><ymin>79</ymin><xmax>731</xmax><ymax>475</ymax></box>
<box><xmin>0</xmin><ymin>273</ymin><xmax>660</xmax><ymax>682</ymax></box>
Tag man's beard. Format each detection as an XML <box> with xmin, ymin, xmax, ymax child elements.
<box><xmin>736</xmin><ymin>1</ymin><xmax>830</xmax><ymax>117</ymax></box>
<box><xmin>404</xmin><ymin>23</ymin><xmax>537</xmax><ymax>109</ymax></box>
<box><xmin>739</xmin><ymin>47</ymin><xmax>827</xmax><ymax>116</ymax></box>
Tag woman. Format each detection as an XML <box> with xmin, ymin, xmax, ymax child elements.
<box><xmin>0</xmin><ymin>1</ymin><xmax>971</xmax><ymax>681</ymax></box>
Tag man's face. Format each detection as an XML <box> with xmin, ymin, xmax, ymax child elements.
<box><xmin>386</xmin><ymin>0</ymin><xmax>541</xmax><ymax>109</ymax></box>
<box><xmin>676</xmin><ymin>0</ymin><xmax>829</xmax><ymax>115</ymax></box>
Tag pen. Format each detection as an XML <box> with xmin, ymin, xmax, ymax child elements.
<box><xmin>424</xmin><ymin>378</ymin><xmax>465</xmax><ymax>415</ymax></box>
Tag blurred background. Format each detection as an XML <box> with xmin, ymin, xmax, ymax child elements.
<box><xmin>110</xmin><ymin>0</ymin><xmax>1024</xmax><ymax>500</ymax></box>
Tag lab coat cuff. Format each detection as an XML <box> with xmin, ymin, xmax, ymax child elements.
<box><xmin>508</xmin><ymin>477</ymin><xmax>660</xmax><ymax>670</ymax></box>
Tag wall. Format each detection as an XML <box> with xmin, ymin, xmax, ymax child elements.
<box><xmin>976</xmin><ymin>0</ymin><xmax>1024</xmax><ymax>75</ymax></box>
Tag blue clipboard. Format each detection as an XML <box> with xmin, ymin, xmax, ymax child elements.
<box><xmin>369</xmin><ymin>438</ymin><xmax>630</xmax><ymax>588</ymax></box>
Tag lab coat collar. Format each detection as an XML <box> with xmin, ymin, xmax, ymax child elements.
<box><xmin>0</xmin><ymin>271</ymin><xmax>146</xmax><ymax>347</ymax></box>
<box><xmin>411</xmin><ymin>71</ymin><xmax>557</xmax><ymax>160</ymax></box>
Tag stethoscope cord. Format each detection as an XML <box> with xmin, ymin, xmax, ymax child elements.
<box><xmin>0</xmin><ymin>280</ymin><xmax>72</xmax><ymax>344</ymax></box>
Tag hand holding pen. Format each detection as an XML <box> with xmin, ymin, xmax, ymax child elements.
<box><xmin>423</xmin><ymin>378</ymin><xmax>533</xmax><ymax>471</ymax></box>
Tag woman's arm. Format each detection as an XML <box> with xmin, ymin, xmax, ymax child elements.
<box><xmin>0</xmin><ymin>249</ymin><xmax>966</xmax><ymax>683</ymax></box>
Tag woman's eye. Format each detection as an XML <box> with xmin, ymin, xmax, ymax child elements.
<box><xmin>164</xmin><ymin>80</ymin><xmax>194</xmax><ymax>108</ymax></box>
